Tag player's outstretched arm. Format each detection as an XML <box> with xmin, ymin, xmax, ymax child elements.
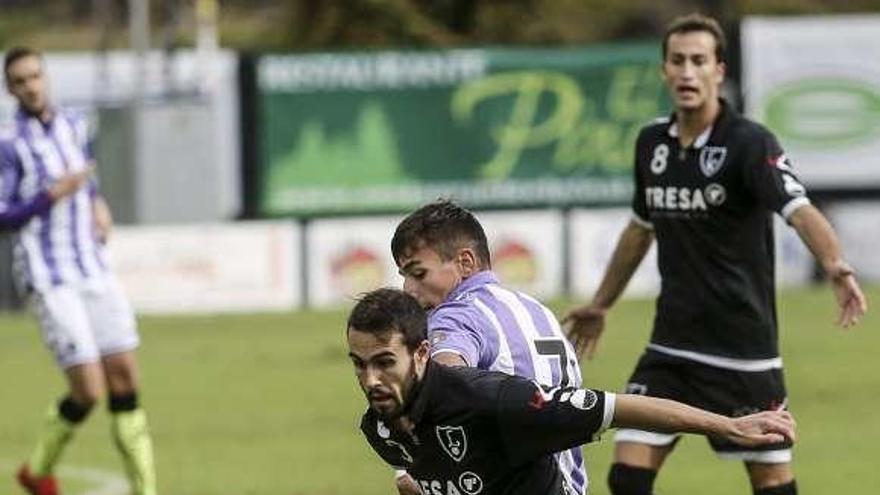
<box><xmin>611</xmin><ymin>394</ymin><xmax>795</xmax><ymax>448</ymax></box>
<box><xmin>0</xmin><ymin>165</ymin><xmax>92</xmax><ymax>231</ymax></box>
<box><xmin>788</xmin><ymin>204</ymin><xmax>867</xmax><ymax>328</ymax></box>
<box><xmin>563</xmin><ymin>220</ymin><xmax>654</xmax><ymax>359</ymax></box>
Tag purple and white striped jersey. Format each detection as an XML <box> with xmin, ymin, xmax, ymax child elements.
<box><xmin>427</xmin><ymin>271</ymin><xmax>588</xmax><ymax>495</ymax></box>
<box><xmin>0</xmin><ymin>108</ymin><xmax>107</xmax><ymax>292</ymax></box>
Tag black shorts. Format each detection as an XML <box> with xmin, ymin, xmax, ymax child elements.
<box><xmin>613</xmin><ymin>349</ymin><xmax>792</xmax><ymax>462</ymax></box>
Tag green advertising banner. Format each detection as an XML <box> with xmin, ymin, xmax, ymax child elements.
<box><xmin>258</xmin><ymin>44</ymin><xmax>669</xmax><ymax>215</ymax></box>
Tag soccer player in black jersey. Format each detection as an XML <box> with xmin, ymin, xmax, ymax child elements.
<box><xmin>348</xmin><ymin>288</ymin><xmax>795</xmax><ymax>495</ymax></box>
<box><xmin>563</xmin><ymin>13</ymin><xmax>867</xmax><ymax>495</ymax></box>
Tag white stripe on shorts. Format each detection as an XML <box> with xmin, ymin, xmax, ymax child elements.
<box><xmin>647</xmin><ymin>343</ymin><xmax>783</xmax><ymax>372</ymax></box>
<box><xmin>716</xmin><ymin>449</ymin><xmax>792</xmax><ymax>463</ymax></box>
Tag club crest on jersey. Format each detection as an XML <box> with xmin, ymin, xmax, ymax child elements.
<box><xmin>459</xmin><ymin>471</ymin><xmax>484</xmax><ymax>495</ymax></box>
<box><xmin>704</xmin><ymin>183</ymin><xmax>727</xmax><ymax>206</ymax></box>
<box><xmin>436</xmin><ymin>425</ymin><xmax>467</xmax><ymax>462</ymax></box>
<box><xmin>699</xmin><ymin>146</ymin><xmax>727</xmax><ymax>177</ymax></box>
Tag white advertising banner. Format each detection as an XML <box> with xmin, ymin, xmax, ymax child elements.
<box><xmin>774</xmin><ymin>215</ymin><xmax>814</xmax><ymax>288</ymax></box>
<box><xmin>307</xmin><ymin>210</ymin><xmax>564</xmax><ymax>307</ymax></box>
<box><xmin>477</xmin><ymin>210</ymin><xmax>563</xmax><ymax>299</ymax></box>
<box><xmin>108</xmin><ymin>221</ymin><xmax>300</xmax><ymax>313</ymax></box>
<box><xmin>569</xmin><ymin>208</ymin><xmax>661</xmax><ymax>299</ymax></box>
<box><xmin>568</xmin><ymin>209</ymin><xmax>810</xmax><ymax>300</ymax></box>
<box><xmin>307</xmin><ymin>216</ymin><xmax>404</xmax><ymax>308</ymax></box>
<box><xmin>825</xmin><ymin>201</ymin><xmax>880</xmax><ymax>281</ymax></box>
<box><xmin>743</xmin><ymin>15</ymin><xmax>880</xmax><ymax>188</ymax></box>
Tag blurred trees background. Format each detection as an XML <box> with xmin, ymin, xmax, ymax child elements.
<box><xmin>2</xmin><ymin>0</ymin><xmax>879</xmax><ymax>51</ymax></box>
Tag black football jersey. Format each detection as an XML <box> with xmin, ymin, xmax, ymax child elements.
<box><xmin>632</xmin><ymin>100</ymin><xmax>810</xmax><ymax>361</ymax></box>
<box><xmin>360</xmin><ymin>362</ymin><xmax>613</xmax><ymax>495</ymax></box>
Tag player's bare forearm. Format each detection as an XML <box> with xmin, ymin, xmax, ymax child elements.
<box><xmin>788</xmin><ymin>204</ymin><xmax>845</xmax><ymax>275</ymax></box>
<box><xmin>611</xmin><ymin>394</ymin><xmax>726</xmax><ymax>434</ymax></box>
<box><xmin>611</xmin><ymin>394</ymin><xmax>795</xmax><ymax>447</ymax></box>
<box><xmin>789</xmin><ymin>204</ymin><xmax>867</xmax><ymax>325</ymax></box>
<box><xmin>563</xmin><ymin>220</ymin><xmax>653</xmax><ymax>359</ymax></box>
<box><xmin>592</xmin><ymin>220</ymin><xmax>654</xmax><ymax>309</ymax></box>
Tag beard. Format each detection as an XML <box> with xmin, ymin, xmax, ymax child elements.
<box><xmin>370</xmin><ymin>360</ymin><xmax>422</xmax><ymax>421</ymax></box>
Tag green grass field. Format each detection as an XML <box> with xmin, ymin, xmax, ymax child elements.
<box><xmin>1</xmin><ymin>286</ymin><xmax>878</xmax><ymax>494</ymax></box>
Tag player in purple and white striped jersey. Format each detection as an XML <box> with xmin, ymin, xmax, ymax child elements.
<box><xmin>389</xmin><ymin>200</ymin><xmax>587</xmax><ymax>495</ymax></box>
<box><xmin>2</xmin><ymin>47</ymin><xmax>156</xmax><ymax>495</ymax></box>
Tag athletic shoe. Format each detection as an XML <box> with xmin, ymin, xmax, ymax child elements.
<box><xmin>16</xmin><ymin>464</ymin><xmax>59</xmax><ymax>495</ymax></box>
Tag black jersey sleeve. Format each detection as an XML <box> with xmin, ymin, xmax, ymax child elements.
<box><xmin>495</xmin><ymin>376</ymin><xmax>614</xmax><ymax>467</ymax></box>
<box><xmin>742</xmin><ymin>129</ymin><xmax>810</xmax><ymax>218</ymax></box>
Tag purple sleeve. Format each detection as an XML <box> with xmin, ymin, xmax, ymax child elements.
<box><xmin>428</xmin><ymin>309</ymin><xmax>487</xmax><ymax>367</ymax></box>
<box><xmin>0</xmin><ymin>141</ymin><xmax>53</xmax><ymax>231</ymax></box>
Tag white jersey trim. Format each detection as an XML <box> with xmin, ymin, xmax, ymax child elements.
<box><xmin>780</xmin><ymin>196</ymin><xmax>811</xmax><ymax>220</ymax></box>
<box><xmin>614</xmin><ymin>427</ymin><xmax>678</xmax><ymax>446</ymax></box>
<box><xmin>600</xmin><ymin>392</ymin><xmax>616</xmax><ymax>434</ymax></box>
<box><xmin>429</xmin><ymin>349</ymin><xmax>473</xmax><ymax>367</ymax></box>
<box><xmin>647</xmin><ymin>343</ymin><xmax>783</xmax><ymax>371</ymax></box>
<box><xmin>631</xmin><ymin>211</ymin><xmax>654</xmax><ymax>230</ymax></box>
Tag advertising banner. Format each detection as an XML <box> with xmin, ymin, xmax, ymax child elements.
<box><xmin>306</xmin><ymin>210</ymin><xmax>564</xmax><ymax>307</ymax></box>
<box><xmin>108</xmin><ymin>221</ymin><xmax>299</xmax><ymax>313</ymax></box>
<box><xmin>306</xmin><ymin>216</ymin><xmax>404</xmax><ymax>308</ymax></box>
<box><xmin>774</xmin><ymin>216</ymin><xmax>814</xmax><ymax>288</ymax></box>
<box><xmin>825</xmin><ymin>201</ymin><xmax>880</xmax><ymax>281</ymax></box>
<box><xmin>568</xmin><ymin>208</ymin><xmax>661</xmax><ymax>299</ymax></box>
<box><xmin>257</xmin><ymin>45</ymin><xmax>669</xmax><ymax>215</ymax></box>
<box><xmin>478</xmin><ymin>210</ymin><xmax>563</xmax><ymax>299</ymax></box>
<box><xmin>567</xmin><ymin>209</ymin><xmax>810</xmax><ymax>301</ymax></box>
<box><xmin>743</xmin><ymin>15</ymin><xmax>880</xmax><ymax>188</ymax></box>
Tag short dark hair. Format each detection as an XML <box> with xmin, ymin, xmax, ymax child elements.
<box><xmin>4</xmin><ymin>46</ymin><xmax>42</xmax><ymax>79</ymax></box>
<box><xmin>662</xmin><ymin>13</ymin><xmax>726</xmax><ymax>64</ymax></box>
<box><xmin>391</xmin><ymin>200</ymin><xmax>491</xmax><ymax>267</ymax></box>
<box><xmin>347</xmin><ymin>288</ymin><xmax>427</xmax><ymax>352</ymax></box>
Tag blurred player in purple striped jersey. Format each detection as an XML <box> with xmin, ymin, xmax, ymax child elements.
<box><xmin>2</xmin><ymin>46</ymin><xmax>156</xmax><ymax>495</ymax></box>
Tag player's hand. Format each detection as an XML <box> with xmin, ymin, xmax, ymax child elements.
<box><xmin>47</xmin><ymin>167</ymin><xmax>93</xmax><ymax>201</ymax></box>
<box><xmin>828</xmin><ymin>262</ymin><xmax>867</xmax><ymax>328</ymax></box>
<box><xmin>395</xmin><ymin>472</ymin><xmax>421</xmax><ymax>495</ymax></box>
<box><xmin>725</xmin><ymin>410</ymin><xmax>796</xmax><ymax>448</ymax></box>
<box><xmin>562</xmin><ymin>304</ymin><xmax>607</xmax><ymax>360</ymax></box>
<box><xmin>92</xmin><ymin>196</ymin><xmax>114</xmax><ymax>244</ymax></box>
